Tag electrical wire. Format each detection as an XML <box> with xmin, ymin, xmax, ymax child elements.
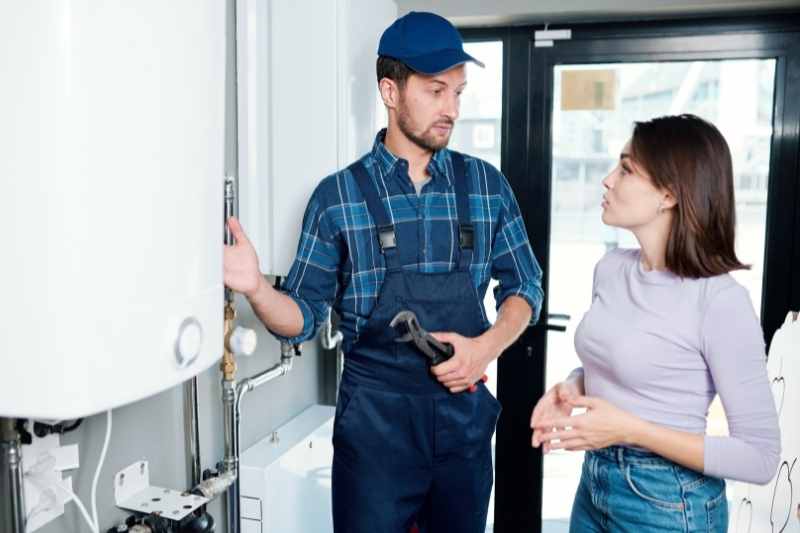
<box><xmin>61</xmin><ymin>419</ymin><xmax>83</xmax><ymax>433</ymax></box>
<box><xmin>46</xmin><ymin>409</ymin><xmax>111</xmax><ymax>533</ymax></box>
<box><xmin>32</xmin><ymin>418</ymin><xmax>84</xmax><ymax>438</ymax></box>
<box><xmin>91</xmin><ymin>410</ymin><xmax>112</xmax><ymax>530</ymax></box>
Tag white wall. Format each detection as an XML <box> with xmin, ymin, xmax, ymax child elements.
<box><xmin>237</xmin><ymin>0</ymin><xmax>397</xmax><ymax>276</ymax></box>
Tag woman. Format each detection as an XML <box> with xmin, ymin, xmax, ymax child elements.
<box><xmin>531</xmin><ymin>114</ymin><xmax>780</xmax><ymax>532</ymax></box>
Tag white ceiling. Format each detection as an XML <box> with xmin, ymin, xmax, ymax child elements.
<box><xmin>395</xmin><ymin>0</ymin><xmax>800</xmax><ymax>27</ymax></box>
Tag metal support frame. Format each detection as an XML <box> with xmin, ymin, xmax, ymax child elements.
<box><xmin>183</xmin><ymin>378</ymin><xmax>202</xmax><ymax>488</ymax></box>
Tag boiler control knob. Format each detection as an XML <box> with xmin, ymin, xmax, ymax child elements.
<box><xmin>175</xmin><ymin>317</ymin><xmax>203</xmax><ymax>368</ymax></box>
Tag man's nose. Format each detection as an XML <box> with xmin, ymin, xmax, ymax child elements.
<box><xmin>442</xmin><ymin>92</ymin><xmax>459</xmax><ymax>122</ymax></box>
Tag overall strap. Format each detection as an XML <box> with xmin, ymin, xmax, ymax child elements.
<box><xmin>451</xmin><ymin>152</ymin><xmax>474</xmax><ymax>271</ymax></box>
<box><xmin>348</xmin><ymin>161</ymin><xmax>401</xmax><ymax>271</ymax></box>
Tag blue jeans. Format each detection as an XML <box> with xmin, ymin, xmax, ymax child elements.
<box><xmin>569</xmin><ymin>446</ymin><xmax>728</xmax><ymax>532</ymax></box>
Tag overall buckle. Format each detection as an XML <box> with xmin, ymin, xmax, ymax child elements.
<box><xmin>378</xmin><ymin>224</ymin><xmax>397</xmax><ymax>252</ymax></box>
<box><xmin>459</xmin><ymin>224</ymin><xmax>474</xmax><ymax>249</ymax></box>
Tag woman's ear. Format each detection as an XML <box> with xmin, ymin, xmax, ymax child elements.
<box><xmin>662</xmin><ymin>189</ymin><xmax>678</xmax><ymax>210</ymax></box>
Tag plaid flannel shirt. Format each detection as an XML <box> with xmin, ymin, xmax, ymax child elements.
<box><xmin>272</xmin><ymin>130</ymin><xmax>543</xmax><ymax>348</ymax></box>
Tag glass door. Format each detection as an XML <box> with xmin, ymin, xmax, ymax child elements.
<box><xmin>462</xmin><ymin>17</ymin><xmax>800</xmax><ymax>533</ymax></box>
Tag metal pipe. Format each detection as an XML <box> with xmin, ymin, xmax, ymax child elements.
<box><xmin>1</xmin><ymin>418</ymin><xmax>26</xmax><ymax>533</ymax></box>
<box><xmin>320</xmin><ymin>313</ymin><xmax>343</xmax><ymax>351</ymax></box>
<box><xmin>225</xmin><ymin>462</ymin><xmax>241</xmax><ymax>533</ymax></box>
<box><xmin>237</xmin><ymin>348</ymin><xmax>294</xmax><ymax>394</ymax></box>
<box><xmin>222</xmin><ymin>0</ymin><xmax>242</xmax><ymax>512</ymax></box>
<box><xmin>222</xmin><ymin>373</ymin><xmax>240</xmax><ymax>533</ymax></box>
<box><xmin>221</xmin><ymin>380</ymin><xmax>238</xmax><ymax>477</ymax></box>
<box><xmin>224</xmin><ymin>176</ymin><xmax>237</xmax><ymax>305</ymax></box>
<box><xmin>182</xmin><ymin>174</ymin><xmax>237</xmax><ymax>501</ymax></box>
<box><xmin>183</xmin><ymin>377</ymin><xmax>202</xmax><ymax>487</ymax></box>
<box><xmin>223</xmin><ymin>343</ymin><xmax>295</xmax><ymax>533</ymax></box>
<box><xmin>222</xmin><ymin>376</ymin><xmax>239</xmax><ymax>533</ymax></box>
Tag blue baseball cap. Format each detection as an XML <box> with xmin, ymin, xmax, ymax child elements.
<box><xmin>378</xmin><ymin>12</ymin><xmax>484</xmax><ymax>75</ymax></box>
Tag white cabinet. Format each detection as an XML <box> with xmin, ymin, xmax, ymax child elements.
<box><xmin>240</xmin><ymin>405</ymin><xmax>337</xmax><ymax>533</ymax></box>
<box><xmin>236</xmin><ymin>0</ymin><xmax>397</xmax><ymax>276</ymax></box>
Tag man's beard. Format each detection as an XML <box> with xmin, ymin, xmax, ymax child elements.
<box><xmin>397</xmin><ymin>100</ymin><xmax>453</xmax><ymax>152</ymax></box>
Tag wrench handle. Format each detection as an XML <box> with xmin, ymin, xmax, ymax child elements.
<box><xmin>429</xmin><ymin>341</ymin><xmax>454</xmax><ymax>366</ymax></box>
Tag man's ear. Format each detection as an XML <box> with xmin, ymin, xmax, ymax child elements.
<box><xmin>379</xmin><ymin>78</ymin><xmax>401</xmax><ymax>110</ymax></box>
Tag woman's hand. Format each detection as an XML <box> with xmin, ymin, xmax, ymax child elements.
<box><xmin>530</xmin><ymin>381</ymin><xmax>581</xmax><ymax>452</ymax></box>
<box><xmin>532</xmin><ymin>396</ymin><xmax>645</xmax><ymax>452</ymax></box>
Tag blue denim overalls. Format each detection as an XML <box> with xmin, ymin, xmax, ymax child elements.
<box><xmin>331</xmin><ymin>153</ymin><xmax>502</xmax><ymax>533</ymax></box>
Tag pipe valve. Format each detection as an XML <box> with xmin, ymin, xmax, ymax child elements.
<box><xmin>227</xmin><ymin>327</ymin><xmax>257</xmax><ymax>357</ymax></box>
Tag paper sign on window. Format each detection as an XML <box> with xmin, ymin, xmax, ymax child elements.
<box><xmin>561</xmin><ymin>69</ymin><xmax>617</xmax><ymax>111</ymax></box>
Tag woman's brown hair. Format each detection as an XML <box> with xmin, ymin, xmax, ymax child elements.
<box><xmin>631</xmin><ymin>114</ymin><xmax>749</xmax><ymax>278</ymax></box>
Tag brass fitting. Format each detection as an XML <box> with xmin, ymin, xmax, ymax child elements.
<box><xmin>220</xmin><ymin>303</ymin><xmax>237</xmax><ymax>380</ymax></box>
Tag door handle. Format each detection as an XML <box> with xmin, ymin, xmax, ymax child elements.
<box><xmin>546</xmin><ymin>313</ymin><xmax>571</xmax><ymax>332</ymax></box>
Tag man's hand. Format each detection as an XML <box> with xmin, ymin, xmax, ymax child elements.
<box><xmin>530</xmin><ymin>381</ymin><xmax>580</xmax><ymax>453</ymax></box>
<box><xmin>224</xmin><ymin>217</ymin><xmax>265</xmax><ymax>299</ymax></box>
<box><xmin>429</xmin><ymin>332</ymin><xmax>495</xmax><ymax>393</ymax></box>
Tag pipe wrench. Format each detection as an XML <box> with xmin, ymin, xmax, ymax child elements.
<box><xmin>389</xmin><ymin>310</ymin><xmax>488</xmax><ymax>393</ymax></box>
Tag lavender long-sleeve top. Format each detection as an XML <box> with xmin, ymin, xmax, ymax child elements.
<box><xmin>572</xmin><ymin>248</ymin><xmax>780</xmax><ymax>484</ymax></box>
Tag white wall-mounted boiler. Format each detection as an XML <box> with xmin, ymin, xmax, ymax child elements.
<box><xmin>0</xmin><ymin>0</ymin><xmax>226</xmax><ymax>419</ymax></box>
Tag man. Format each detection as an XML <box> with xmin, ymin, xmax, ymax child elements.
<box><xmin>224</xmin><ymin>11</ymin><xmax>543</xmax><ymax>533</ymax></box>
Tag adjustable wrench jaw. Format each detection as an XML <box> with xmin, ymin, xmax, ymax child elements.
<box><xmin>390</xmin><ymin>310</ymin><xmax>453</xmax><ymax>365</ymax></box>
